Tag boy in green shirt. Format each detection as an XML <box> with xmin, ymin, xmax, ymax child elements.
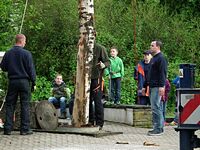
<box><xmin>105</xmin><ymin>47</ymin><xmax>124</xmax><ymax>104</ymax></box>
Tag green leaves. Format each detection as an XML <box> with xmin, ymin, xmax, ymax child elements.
<box><xmin>31</xmin><ymin>76</ymin><xmax>52</xmax><ymax>101</ymax></box>
<box><xmin>1</xmin><ymin>0</ymin><xmax>200</xmax><ymax>104</ymax></box>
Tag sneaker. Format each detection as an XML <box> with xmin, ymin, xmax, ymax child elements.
<box><xmin>169</xmin><ymin>121</ymin><xmax>177</xmax><ymax>126</ymax></box>
<box><xmin>114</xmin><ymin>102</ymin><xmax>120</xmax><ymax>105</ymax></box>
<box><xmin>98</xmin><ymin>124</ymin><xmax>104</xmax><ymax>130</ymax></box>
<box><xmin>147</xmin><ymin>129</ymin><xmax>164</xmax><ymax>136</ymax></box>
<box><xmin>0</xmin><ymin>123</ymin><xmax>3</xmax><ymax>128</ymax></box>
<box><xmin>0</xmin><ymin>119</ymin><xmax>4</xmax><ymax>128</ymax></box>
<box><xmin>59</xmin><ymin>112</ymin><xmax>67</xmax><ymax>119</ymax></box>
<box><xmin>20</xmin><ymin>130</ymin><xmax>33</xmax><ymax>135</ymax></box>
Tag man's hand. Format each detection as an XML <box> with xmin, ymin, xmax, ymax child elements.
<box><xmin>98</xmin><ymin>61</ymin><xmax>106</xmax><ymax>69</ymax></box>
<box><xmin>31</xmin><ymin>85</ymin><xmax>36</xmax><ymax>92</ymax></box>
<box><xmin>142</xmin><ymin>88</ymin><xmax>146</xmax><ymax>96</ymax></box>
<box><xmin>159</xmin><ymin>87</ymin><xmax>165</xmax><ymax>96</ymax></box>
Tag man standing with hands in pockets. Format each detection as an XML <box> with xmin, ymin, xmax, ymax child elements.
<box><xmin>142</xmin><ymin>40</ymin><xmax>167</xmax><ymax>136</ymax></box>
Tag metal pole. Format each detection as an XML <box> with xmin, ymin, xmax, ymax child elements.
<box><xmin>180</xmin><ymin>130</ymin><xmax>194</xmax><ymax>150</ymax></box>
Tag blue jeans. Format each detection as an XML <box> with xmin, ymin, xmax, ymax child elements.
<box><xmin>48</xmin><ymin>97</ymin><xmax>66</xmax><ymax>113</ymax></box>
<box><xmin>150</xmin><ymin>87</ymin><xmax>164</xmax><ymax>130</ymax></box>
<box><xmin>110</xmin><ymin>77</ymin><xmax>121</xmax><ymax>104</ymax></box>
<box><xmin>160</xmin><ymin>100</ymin><xmax>167</xmax><ymax>121</ymax></box>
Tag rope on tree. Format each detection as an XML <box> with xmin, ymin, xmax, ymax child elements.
<box><xmin>19</xmin><ymin>0</ymin><xmax>29</xmax><ymax>33</ymax></box>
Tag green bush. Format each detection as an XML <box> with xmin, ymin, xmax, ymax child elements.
<box><xmin>121</xmin><ymin>66</ymin><xmax>137</xmax><ymax>104</ymax></box>
<box><xmin>31</xmin><ymin>76</ymin><xmax>52</xmax><ymax>101</ymax></box>
<box><xmin>1</xmin><ymin>0</ymin><xmax>200</xmax><ymax>111</ymax></box>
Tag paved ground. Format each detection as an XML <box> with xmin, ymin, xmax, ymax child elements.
<box><xmin>1</xmin><ymin>121</ymin><xmax>200</xmax><ymax>150</ymax></box>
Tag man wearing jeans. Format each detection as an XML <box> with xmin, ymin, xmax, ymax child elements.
<box><xmin>142</xmin><ymin>40</ymin><xmax>167</xmax><ymax>136</ymax></box>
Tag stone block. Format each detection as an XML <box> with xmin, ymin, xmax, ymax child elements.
<box><xmin>132</xmin><ymin>109</ymin><xmax>152</xmax><ymax>128</ymax></box>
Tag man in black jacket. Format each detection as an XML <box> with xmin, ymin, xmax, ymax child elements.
<box><xmin>89</xmin><ymin>42</ymin><xmax>110</xmax><ymax>130</ymax></box>
<box><xmin>143</xmin><ymin>40</ymin><xmax>167</xmax><ymax>136</ymax></box>
<box><xmin>0</xmin><ymin>34</ymin><xmax>36</xmax><ymax>135</ymax></box>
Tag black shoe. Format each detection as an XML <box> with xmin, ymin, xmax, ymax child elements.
<box><xmin>59</xmin><ymin>112</ymin><xmax>67</xmax><ymax>119</ymax></box>
<box><xmin>88</xmin><ymin>122</ymin><xmax>95</xmax><ymax>126</ymax></box>
<box><xmin>114</xmin><ymin>102</ymin><xmax>120</xmax><ymax>105</ymax></box>
<box><xmin>99</xmin><ymin>126</ymin><xmax>103</xmax><ymax>130</ymax></box>
<box><xmin>4</xmin><ymin>131</ymin><xmax>11</xmax><ymax>135</ymax></box>
<box><xmin>96</xmin><ymin>124</ymin><xmax>103</xmax><ymax>130</ymax></box>
<box><xmin>116</xmin><ymin>102</ymin><xmax>120</xmax><ymax>105</ymax></box>
<box><xmin>147</xmin><ymin>128</ymin><xmax>164</xmax><ymax>136</ymax></box>
<box><xmin>20</xmin><ymin>130</ymin><xmax>33</xmax><ymax>135</ymax></box>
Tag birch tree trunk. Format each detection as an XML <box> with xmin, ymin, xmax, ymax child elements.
<box><xmin>72</xmin><ymin>0</ymin><xmax>95</xmax><ymax>127</ymax></box>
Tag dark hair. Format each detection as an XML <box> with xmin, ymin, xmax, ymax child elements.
<box><xmin>155</xmin><ymin>40</ymin><xmax>163</xmax><ymax>48</ymax></box>
<box><xmin>143</xmin><ymin>50</ymin><xmax>151</xmax><ymax>55</ymax></box>
<box><xmin>110</xmin><ymin>46</ymin><xmax>118</xmax><ymax>52</ymax></box>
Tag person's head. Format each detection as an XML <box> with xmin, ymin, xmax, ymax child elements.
<box><xmin>15</xmin><ymin>34</ymin><xmax>26</xmax><ymax>47</ymax></box>
<box><xmin>150</xmin><ymin>40</ymin><xmax>162</xmax><ymax>55</ymax></box>
<box><xmin>55</xmin><ymin>74</ymin><xmax>63</xmax><ymax>85</ymax></box>
<box><xmin>110</xmin><ymin>47</ymin><xmax>118</xmax><ymax>58</ymax></box>
<box><xmin>143</xmin><ymin>50</ymin><xmax>152</xmax><ymax>63</ymax></box>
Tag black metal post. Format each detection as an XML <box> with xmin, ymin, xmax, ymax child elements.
<box><xmin>180</xmin><ymin>130</ymin><xmax>194</xmax><ymax>150</ymax></box>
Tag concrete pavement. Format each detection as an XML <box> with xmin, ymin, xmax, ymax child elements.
<box><xmin>0</xmin><ymin>121</ymin><xmax>185</xmax><ymax>150</ymax></box>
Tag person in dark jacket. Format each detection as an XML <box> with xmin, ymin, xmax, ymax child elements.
<box><xmin>134</xmin><ymin>50</ymin><xmax>152</xmax><ymax>105</ymax></box>
<box><xmin>48</xmin><ymin>74</ymin><xmax>70</xmax><ymax>119</ymax></box>
<box><xmin>89</xmin><ymin>42</ymin><xmax>110</xmax><ymax>130</ymax></box>
<box><xmin>0</xmin><ymin>34</ymin><xmax>36</xmax><ymax>135</ymax></box>
<box><xmin>142</xmin><ymin>40</ymin><xmax>168</xmax><ymax>136</ymax></box>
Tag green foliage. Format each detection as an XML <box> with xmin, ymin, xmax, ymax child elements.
<box><xmin>23</xmin><ymin>0</ymin><xmax>78</xmax><ymax>81</ymax></box>
<box><xmin>1</xmin><ymin>0</ymin><xmax>200</xmax><ymax>110</ymax></box>
<box><xmin>160</xmin><ymin>0</ymin><xmax>200</xmax><ymax>16</ymax></box>
<box><xmin>120</xmin><ymin>66</ymin><xmax>137</xmax><ymax>104</ymax></box>
<box><xmin>31</xmin><ymin>76</ymin><xmax>52</xmax><ymax>101</ymax></box>
<box><xmin>0</xmin><ymin>72</ymin><xmax>8</xmax><ymax>91</ymax></box>
<box><xmin>0</xmin><ymin>0</ymin><xmax>23</xmax><ymax>51</ymax></box>
<box><xmin>0</xmin><ymin>72</ymin><xmax>7</xmax><ymax>99</ymax></box>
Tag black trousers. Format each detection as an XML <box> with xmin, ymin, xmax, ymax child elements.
<box><xmin>4</xmin><ymin>79</ymin><xmax>31</xmax><ymax>132</ymax></box>
<box><xmin>89</xmin><ymin>79</ymin><xmax>104</xmax><ymax>127</ymax></box>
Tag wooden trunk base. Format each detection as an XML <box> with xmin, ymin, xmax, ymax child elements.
<box><xmin>33</xmin><ymin>127</ymin><xmax>123</xmax><ymax>137</ymax></box>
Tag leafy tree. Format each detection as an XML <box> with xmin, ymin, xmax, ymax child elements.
<box><xmin>23</xmin><ymin>0</ymin><xmax>78</xmax><ymax>82</ymax></box>
<box><xmin>1</xmin><ymin>0</ymin><xmax>200</xmax><ymax>108</ymax></box>
<box><xmin>0</xmin><ymin>0</ymin><xmax>23</xmax><ymax>51</ymax></box>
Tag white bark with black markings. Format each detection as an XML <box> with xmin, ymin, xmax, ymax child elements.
<box><xmin>72</xmin><ymin>0</ymin><xmax>95</xmax><ymax>127</ymax></box>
